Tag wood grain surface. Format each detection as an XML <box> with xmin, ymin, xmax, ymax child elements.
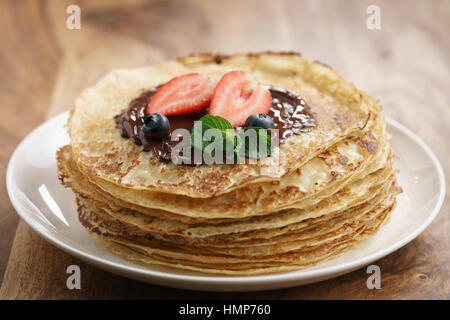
<box><xmin>0</xmin><ymin>0</ymin><xmax>449</xmax><ymax>299</ymax></box>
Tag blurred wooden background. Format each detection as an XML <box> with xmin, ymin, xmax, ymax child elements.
<box><xmin>0</xmin><ymin>0</ymin><xmax>449</xmax><ymax>299</ymax></box>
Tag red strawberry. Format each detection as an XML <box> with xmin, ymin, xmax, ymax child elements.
<box><xmin>209</xmin><ymin>71</ymin><xmax>272</xmax><ymax>126</ymax></box>
<box><xmin>147</xmin><ymin>73</ymin><xmax>215</xmax><ymax>116</ymax></box>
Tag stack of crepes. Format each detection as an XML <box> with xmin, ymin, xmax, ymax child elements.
<box><xmin>57</xmin><ymin>53</ymin><xmax>401</xmax><ymax>275</ymax></box>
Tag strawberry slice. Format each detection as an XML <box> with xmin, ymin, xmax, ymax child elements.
<box><xmin>147</xmin><ymin>73</ymin><xmax>215</xmax><ymax>116</ymax></box>
<box><xmin>209</xmin><ymin>71</ymin><xmax>272</xmax><ymax>126</ymax></box>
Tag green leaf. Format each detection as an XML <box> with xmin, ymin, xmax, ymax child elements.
<box><xmin>190</xmin><ymin>115</ymin><xmax>272</xmax><ymax>163</ymax></box>
<box><xmin>191</xmin><ymin>115</ymin><xmax>235</xmax><ymax>158</ymax></box>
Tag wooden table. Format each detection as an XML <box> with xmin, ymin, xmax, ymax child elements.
<box><xmin>0</xmin><ymin>0</ymin><xmax>449</xmax><ymax>299</ymax></box>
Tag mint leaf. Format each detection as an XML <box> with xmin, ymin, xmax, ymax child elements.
<box><xmin>237</xmin><ymin>127</ymin><xmax>272</xmax><ymax>159</ymax></box>
<box><xmin>191</xmin><ymin>115</ymin><xmax>235</xmax><ymax>158</ymax></box>
<box><xmin>191</xmin><ymin>115</ymin><xmax>272</xmax><ymax>163</ymax></box>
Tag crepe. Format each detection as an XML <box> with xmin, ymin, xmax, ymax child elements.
<box><xmin>69</xmin><ymin>52</ymin><xmax>373</xmax><ymax>198</ymax></box>
<box><xmin>58</xmin><ymin>52</ymin><xmax>400</xmax><ymax>275</ymax></box>
<box><xmin>59</xmin><ymin>146</ymin><xmax>395</xmax><ymax>238</ymax></box>
<box><xmin>61</xmin><ymin>114</ymin><xmax>388</xmax><ymax>220</ymax></box>
<box><xmin>77</xmin><ymin>178</ymin><xmax>398</xmax><ymax>252</ymax></box>
<box><xmin>82</xmin><ymin>199</ymin><xmax>395</xmax><ymax>274</ymax></box>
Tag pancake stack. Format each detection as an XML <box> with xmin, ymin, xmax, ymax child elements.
<box><xmin>57</xmin><ymin>53</ymin><xmax>401</xmax><ymax>275</ymax></box>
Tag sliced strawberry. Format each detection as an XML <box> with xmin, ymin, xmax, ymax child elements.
<box><xmin>209</xmin><ymin>71</ymin><xmax>272</xmax><ymax>126</ymax></box>
<box><xmin>147</xmin><ymin>73</ymin><xmax>215</xmax><ymax>116</ymax></box>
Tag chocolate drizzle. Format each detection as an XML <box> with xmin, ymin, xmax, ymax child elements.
<box><xmin>267</xmin><ymin>86</ymin><xmax>317</xmax><ymax>142</ymax></box>
<box><xmin>115</xmin><ymin>85</ymin><xmax>316</xmax><ymax>163</ymax></box>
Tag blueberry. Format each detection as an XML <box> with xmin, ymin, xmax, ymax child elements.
<box><xmin>245</xmin><ymin>114</ymin><xmax>275</xmax><ymax>129</ymax></box>
<box><xmin>142</xmin><ymin>113</ymin><xmax>170</xmax><ymax>139</ymax></box>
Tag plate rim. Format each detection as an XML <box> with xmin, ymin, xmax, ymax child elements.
<box><xmin>6</xmin><ymin>111</ymin><xmax>446</xmax><ymax>287</ymax></box>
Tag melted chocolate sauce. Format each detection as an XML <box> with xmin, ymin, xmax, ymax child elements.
<box><xmin>114</xmin><ymin>86</ymin><xmax>316</xmax><ymax>163</ymax></box>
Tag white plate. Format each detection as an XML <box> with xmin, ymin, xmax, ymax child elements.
<box><xmin>6</xmin><ymin>112</ymin><xmax>445</xmax><ymax>292</ymax></box>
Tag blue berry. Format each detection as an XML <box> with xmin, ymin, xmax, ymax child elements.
<box><xmin>245</xmin><ymin>114</ymin><xmax>275</xmax><ymax>129</ymax></box>
<box><xmin>143</xmin><ymin>113</ymin><xmax>170</xmax><ymax>139</ymax></box>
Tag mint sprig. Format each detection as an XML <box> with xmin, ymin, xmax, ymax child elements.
<box><xmin>238</xmin><ymin>127</ymin><xmax>272</xmax><ymax>159</ymax></box>
<box><xmin>190</xmin><ymin>115</ymin><xmax>272</xmax><ymax>163</ymax></box>
<box><xmin>191</xmin><ymin>115</ymin><xmax>234</xmax><ymax>155</ymax></box>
